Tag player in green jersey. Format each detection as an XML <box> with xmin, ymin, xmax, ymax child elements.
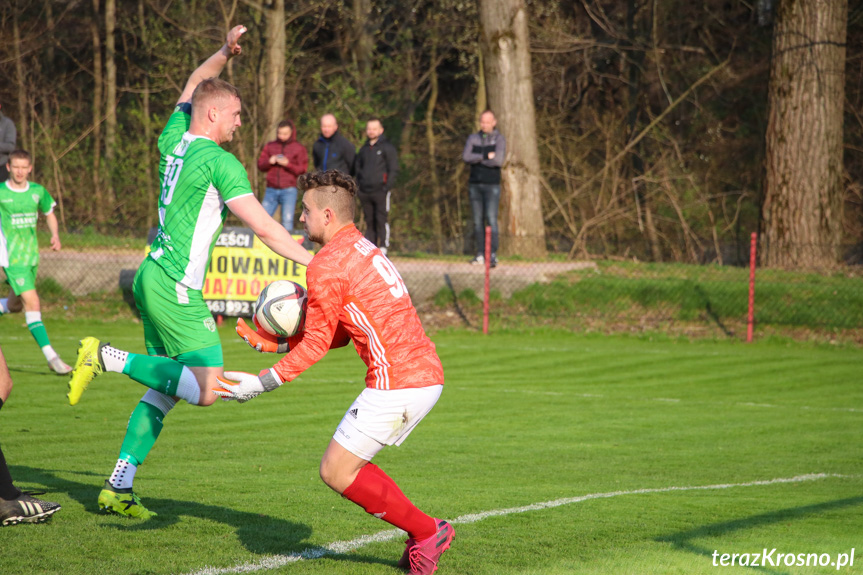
<box><xmin>0</xmin><ymin>149</ymin><xmax>72</xmax><ymax>375</ymax></box>
<box><xmin>68</xmin><ymin>25</ymin><xmax>313</xmax><ymax>518</ymax></box>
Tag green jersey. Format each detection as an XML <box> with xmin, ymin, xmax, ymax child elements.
<box><xmin>0</xmin><ymin>180</ymin><xmax>56</xmax><ymax>267</ymax></box>
<box><xmin>149</xmin><ymin>104</ymin><xmax>254</xmax><ymax>290</ymax></box>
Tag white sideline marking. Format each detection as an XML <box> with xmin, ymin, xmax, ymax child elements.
<box><xmin>186</xmin><ymin>473</ymin><xmax>843</xmax><ymax>575</ymax></box>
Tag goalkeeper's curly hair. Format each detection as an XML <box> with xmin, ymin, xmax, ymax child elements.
<box><xmin>298</xmin><ymin>170</ymin><xmax>357</xmax><ymax>220</ymax></box>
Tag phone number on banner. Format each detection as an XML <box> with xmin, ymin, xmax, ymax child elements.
<box><xmin>206</xmin><ymin>299</ymin><xmax>253</xmax><ymax>317</ymax></box>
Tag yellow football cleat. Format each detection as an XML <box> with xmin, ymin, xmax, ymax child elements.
<box><xmin>67</xmin><ymin>337</ymin><xmax>104</xmax><ymax>406</ymax></box>
<box><xmin>97</xmin><ymin>481</ymin><xmax>157</xmax><ymax>519</ymax></box>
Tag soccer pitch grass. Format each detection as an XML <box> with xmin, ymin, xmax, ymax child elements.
<box><xmin>0</xmin><ymin>319</ymin><xmax>861</xmax><ymax>575</ymax></box>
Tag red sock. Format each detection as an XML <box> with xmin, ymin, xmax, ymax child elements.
<box><xmin>342</xmin><ymin>463</ymin><xmax>437</xmax><ymax>540</ymax></box>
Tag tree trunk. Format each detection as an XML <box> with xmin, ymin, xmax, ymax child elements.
<box><xmin>475</xmin><ymin>48</ymin><xmax>486</xmax><ymax>128</ymax></box>
<box><xmin>139</xmin><ymin>0</ymin><xmax>154</xmax><ymax>231</ymax></box>
<box><xmin>478</xmin><ymin>0</ymin><xmax>546</xmax><ymax>258</ymax></box>
<box><xmin>42</xmin><ymin>0</ymin><xmax>55</xmax><ymax>131</ymax></box>
<box><xmin>630</xmin><ymin>0</ymin><xmax>662</xmax><ymax>261</ymax></box>
<box><xmin>264</xmin><ymin>0</ymin><xmax>286</xmax><ymax>137</ymax></box>
<box><xmin>762</xmin><ymin>0</ymin><xmax>847</xmax><ymax>268</ymax></box>
<box><xmin>13</xmin><ymin>6</ymin><xmax>28</xmax><ymax>152</ymax></box>
<box><xmin>425</xmin><ymin>39</ymin><xmax>443</xmax><ymax>255</ymax></box>
<box><xmin>90</xmin><ymin>0</ymin><xmax>105</xmax><ymax>226</ymax></box>
<box><xmin>352</xmin><ymin>0</ymin><xmax>373</xmax><ymax>96</ymax></box>
<box><xmin>104</xmin><ymin>0</ymin><xmax>117</xmax><ymax>209</ymax></box>
<box><xmin>397</xmin><ymin>21</ymin><xmax>416</xmax><ymax>158</ymax></box>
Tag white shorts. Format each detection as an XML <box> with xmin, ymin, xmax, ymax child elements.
<box><xmin>333</xmin><ymin>385</ymin><xmax>443</xmax><ymax>461</ymax></box>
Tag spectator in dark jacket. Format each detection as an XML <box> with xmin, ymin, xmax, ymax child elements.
<box><xmin>312</xmin><ymin>114</ymin><xmax>355</xmax><ymax>175</ymax></box>
<box><xmin>462</xmin><ymin>110</ymin><xmax>505</xmax><ymax>267</ymax></box>
<box><xmin>355</xmin><ymin>118</ymin><xmax>398</xmax><ymax>254</ymax></box>
<box><xmin>0</xmin><ymin>103</ymin><xmax>16</xmax><ymax>183</ymax></box>
<box><xmin>257</xmin><ymin>119</ymin><xmax>308</xmax><ymax>232</ymax></box>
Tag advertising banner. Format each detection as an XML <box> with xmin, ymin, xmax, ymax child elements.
<box><xmin>148</xmin><ymin>227</ymin><xmax>310</xmax><ymax>318</ymax></box>
<box><xmin>203</xmin><ymin>227</ymin><xmax>309</xmax><ymax>317</ymax></box>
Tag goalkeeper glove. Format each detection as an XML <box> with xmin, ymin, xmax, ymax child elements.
<box><xmin>213</xmin><ymin>368</ymin><xmax>282</xmax><ymax>403</ymax></box>
<box><xmin>236</xmin><ymin>317</ymin><xmax>291</xmax><ymax>353</ymax></box>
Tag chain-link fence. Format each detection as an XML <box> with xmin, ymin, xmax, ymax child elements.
<box><xmin>5</xmin><ymin>231</ymin><xmax>863</xmax><ymax>343</ymax></box>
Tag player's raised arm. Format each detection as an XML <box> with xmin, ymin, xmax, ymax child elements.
<box><xmin>226</xmin><ymin>194</ymin><xmax>313</xmax><ymax>266</ymax></box>
<box><xmin>176</xmin><ymin>25</ymin><xmax>247</xmax><ymax>106</ymax></box>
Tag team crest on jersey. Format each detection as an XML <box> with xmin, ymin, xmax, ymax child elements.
<box><xmin>203</xmin><ymin>317</ymin><xmax>216</xmax><ymax>332</ymax></box>
<box><xmin>32</xmin><ymin>194</ymin><xmax>40</xmax><ymax>203</ymax></box>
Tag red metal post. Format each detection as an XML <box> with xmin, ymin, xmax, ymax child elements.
<box><xmin>483</xmin><ymin>225</ymin><xmax>491</xmax><ymax>335</ymax></box>
<box><xmin>747</xmin><ymin>232</ymin><xmax>757</xmax><ymax>343</ymax></box>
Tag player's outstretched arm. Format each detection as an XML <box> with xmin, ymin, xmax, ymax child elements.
<box><xmin>176</xmin><ymin>24</ymin><xmax>246</xmax><ymax>105</ymax></box>
<box><xmin>227</xmin><ymin>195</ymin><xmax>313</xmax><ymax>266</ymax></box>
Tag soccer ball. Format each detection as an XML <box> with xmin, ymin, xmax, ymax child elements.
<box><xmin>254</xmin><ymin>280</ymin><xmax>308</xmax><ymax>337</ymax></box>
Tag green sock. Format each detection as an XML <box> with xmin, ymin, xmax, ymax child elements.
<box><xmin>27</xmin><ymin>321</ymin><xmax>51</xmax><ymax>348</ymax></box>
<box><xmin>119</xmin><ymin>401</ymin><xmax>165</xmax><ymax>466</ymax></box>
<box><xmin>122</xmin><ymin>354</ymin><xmax>183</xmax><ymax>396</ymax></box>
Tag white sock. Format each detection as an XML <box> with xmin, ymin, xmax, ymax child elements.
<box><xmin>176</xmin><ymin>367</ymin><xmax>201</xmax><ymax>405</ymax></box>
<box><xmin>24</xmin><ymin>311</ymin><xmax>41</xmax><ymax>324</ymax></box>
<box><xmin>41</xmin><ymin>345</ymin><xmax>58</xmax><ymax>361</ymax></box>
<box><xmin>109</xmin><ymin>459</ymin><xmax>137</xmax><ymax>490</ymax></box>
<box><xmin>0</xmin><ymin>298</ymin><xmax>8</xmax><ymax>314</ymax></box>
<box><xmin>100</xmin><ymin>344</ymin><xmax>130</xmax><ymax>373</ymax></box>
<box><xmin>141</xmin><ymin>389</ymin><xmax>177</xmax><ymax>416</ymax></box>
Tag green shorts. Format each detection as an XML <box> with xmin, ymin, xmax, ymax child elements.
<box><xmin>132</xmin><ymin>257</ymin><xmax>223</xmax><ymax>365</ymax></box>
<box><xmin>3</xmin><ymin>265</ymin><xmax>38</xmax><ymax>295</ymax></box>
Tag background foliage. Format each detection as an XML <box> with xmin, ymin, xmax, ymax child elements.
<box><xmin>1</xmin><ymin>1</ymin><xmax>862</xmax><ymax>263</ymax></box>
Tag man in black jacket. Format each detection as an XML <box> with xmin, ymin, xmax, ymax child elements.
<box><xmin>312</xmin><ymin>114</ymin><xmax>355</xmax><ymax>175</ymax></box>
<box><xmin>355</xmin><ymin>118</ymin><xmax>399</xmax><ymax>254</ymax></box>
<box><xmin>462</xmin><ymin>110</ymin><xmax>505</xmax><ymax>267</ymax></box>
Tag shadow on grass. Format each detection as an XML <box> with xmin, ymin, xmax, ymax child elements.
<box><xmin>7</xmin><ymin>364</ymin><xmax>62</xmax><ymax>377</ymax></box>
<box><xmin>656</xmin><ymin>497</ymin><xmax>863</xmax><ymax>573</ymax></box>
<box><xmin>444</xmin><ymin>274</ymin><xmax>473</xmax><ymax>328</ymax></box>
<box><xmin>694</xmin><ymin>284</ymin><xmax>734</xmax><ymax>338</ymax></box>
<box><xmin>9</xmin><ymin>464</ymin><xmax>399</xmax><ymax>569</ymax></box>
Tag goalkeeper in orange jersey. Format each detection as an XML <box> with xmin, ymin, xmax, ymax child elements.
<box><xmin>216</xmin><ymin>170</ymin><xmax>454</xmax><ymax>575</ymax></box>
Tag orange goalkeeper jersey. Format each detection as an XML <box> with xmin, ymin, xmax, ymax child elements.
<box><xmin>273</xmin><ymin>224</ymin><xmax>444</xmax><ymax>390</ymax></box>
